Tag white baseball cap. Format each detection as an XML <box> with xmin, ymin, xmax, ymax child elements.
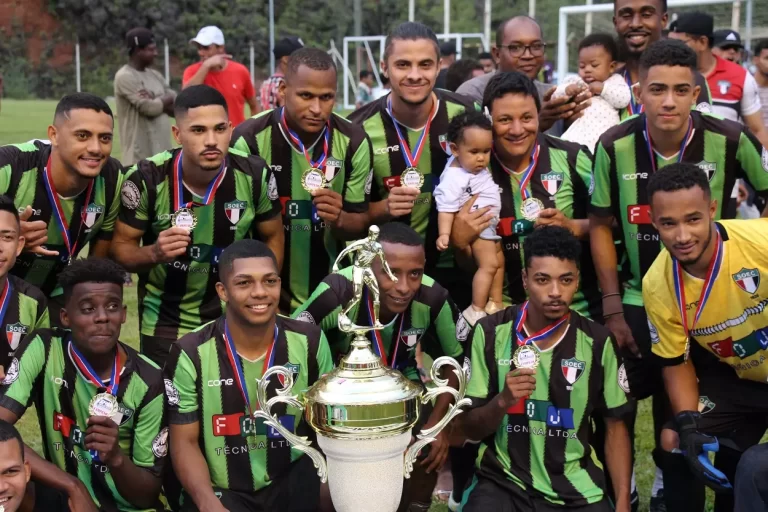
<box><xmin>190</xmin><ymin>26</ymin><xmax>225</xmax><ymax>46</ymax></box>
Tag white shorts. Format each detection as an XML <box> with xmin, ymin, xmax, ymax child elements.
<box><xmin>479</xmin><ymin>217</ymin><xmax>500</xmax><ymax>241</ymax></box>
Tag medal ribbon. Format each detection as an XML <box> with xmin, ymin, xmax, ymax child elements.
<box><xmin>644</xmin><ymin>115</ymin><xmax>694</xmax><ymax>174</ymax></box>
<box><xmin>0</xmin><ymin>280</ymin><xmax>12</xmax><ymax>337</ymax></box>
<box><xmin>672</xmin><ymin>230</ymin><xmax>723</xmax><ymax>346</ymax></box>
<box><xmin>385</xmin><ymin>96</ymin><xmax>436</xmax><ymax>169</ymax></box>
<box><xmin>68</xmin><ymin>340</ymin><xmax>120</xmax><ymax>395</ymax></box>
<box><xmin>222</xmin><ymin>320</ymin><xmax>279</xmax><ymax>417</ymax></box>
<box><xmin>172</xmin><ymin>151</ymin><xmax>226</xmax><ymax>212</ymax></box>
<box><xmin>624</xmin><ymin>70</ymin><xmax>644</xmax><ymax>115</ymax></box>
<box><xmin>513</xmin><ymin>301</ymin><xmax>569</xmax><ymax>346</ymax></box>
<box><xmin>518</xmin><ymin>144</ymin><xmax>540</xmax><ymax>201</ymax></box>
<box><xmin>365</xmin><ymin>289</ymin><xmax>405</xmax><ymax>368</ymax></box>
<box><xmin>42</xmin><ymin>155</ymin><xmax>93</xmax><ymax>262</ymax></box>
<box><xmin>280</xmin><ymin>108</ymin><xmax>331</xmax><ymax>170</ymax></box>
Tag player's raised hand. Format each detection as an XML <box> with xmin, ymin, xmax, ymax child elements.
<box><xmin>500</xmin><ymin>368</ymin><xmax>536</xmax><ymax>409</ymax></box>
<box><xmin>85</xmin><ymin>416</ymin><xmax>124</xmax><ymax>467</ymax></box>
<box><xmin>386</xmin><ymin>186</ymin><xmax>420</xmax><ymax>218</ymax></box>
<box><xmin>311</xmin><ymin>188</ymin><xmax>343</xmax><ymax>224</ymax></box>
<box><xmin>19</xmin><ymin>205</ymin><xmax>58</xmax><ymax>256</ymax></box>
<box><xmin>204</xmin><ymin>54</ymin><xmax>232</xmax><ymax>71</ymax></box>
<box><xmin>153</xmin><ymin>227</ymin><xmax>191</xmax><ymax>264</ymax></box>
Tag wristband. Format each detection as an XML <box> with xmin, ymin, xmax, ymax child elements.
<box><xmin>602</xmin><ymin>292</ymin><xmax>621</xmax><ymax>299</ymax></box>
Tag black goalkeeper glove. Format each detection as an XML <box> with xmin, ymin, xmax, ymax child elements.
<box><xmin>675</xmin><ymin>410</ymin><xmax>733</xmax><ymax>493</ymax></box>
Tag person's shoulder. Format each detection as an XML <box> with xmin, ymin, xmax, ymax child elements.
<box><xmin>134</xmin><ymin>150</ymin><xmax>176</xmax><ymax>183</ymax></box>
<box><xmin>348</xmin><ymin>96</ymin><xmax>386</xmax><ymax>124</ymax></box>
<box><xmin>0</xmin><ymin>140</ymin><xmax>46</xmax><ymax>167</ymax></box>
<box><xmin>436</xmin><ymin>88</ymin><xmax>478</xmax><ymax>111</ymax></box>
<box><xmin>717</xmin><ymin>56</ymin><xmax>747</xmax><ymax>78</ymax></box>
<box><xmin>330</xmin><ymin>112</ymin><xmax>369</xmax><ymax>142</ymax></box>
<box><xmin>597</xmin><ymin>114</ymin><xmax>641</xmax><ymax>147</ymax></box>
<box><xmin>227</xmin><ymin>60</ymin><xmax>250</xmax><ymax>76</ymax></box>
<box><xmin>456</xmin><ymin>72</ymin><xmax>492</xmax><ymax>95</ymax></box>
<box><xmin>476</xmin><ymin>305</ymin><xmax>518</xmax><ymax>334</ymax></box>
<box><xmin>642</xmin><ymin>247</ymin><xmax>674</xmax><ymax>298</ymax></box>
<box><xmin>719</xmin><ymin>219</ymin><xmax>768</xmax><ymax>248</ymax></box>
<box><xmin>9</xmin><ymin>275</ymin><xmax>46</xmax><ymax>304</ymax></box>
<box><xmin>542</xmin><ymin>132</ymin><xmax>590</xmax><ymax>156</ymax></box>
<box><xmin>569</xmin><ymin>310</ymin><xmax>613</xmax><ymax>344</ymax></box>
<box><xmin>114</xmin><ymin>64</ymin><xmax>133</xmax><ymax>80</ymax></box>
<box><xmin>696</xmin><ymin>110</ymin><xmax>745</xmax><ymax>140</ymax></box>
<box><xmin>233</xmin><ymin>109</ymin><xmax>276</xmax><ymax>138</ymax></box>
<box><xmin>281</xmin><ymin>315</ymin><xmax>324</xmax><ymax>342</ymax></box>
<box><xmin>183</xmin><ymin>62</ymin><xmax>202</xmax><ymax>74</ymax></box>
<box><xmin>175</xmin><ymin>319</ymin><xmax>220</xmax><ymax>353</ymax></box>
<box><xmin>100</xmin><ymin>155</ymin><xmax>125</xmax><ymax>177</ymax></box>
<box><xmin>415</xmin><ymin>273</ymin><xmax>451</xmax><ymax>304</ymax></box>
<box><xmin>228</xmin><ymin>148</ymin><xmax>269</xmax><ymax>176</ymax></box>
<box><xmin>123</xmin><ymin>342</ymin><xmax>163</xmax><ymax>381</ymax></box>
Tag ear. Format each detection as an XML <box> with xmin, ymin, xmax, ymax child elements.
<box><xmin>660</xmin><ymin>12</ymin><xmax>669</xmax><ymax>30</ymax></box>
<box><xmin>24</xmin><ymin>458</ymin><xmax>31</xmax><ymax>483</ymax></box>
<box><xmin>521</xmin><ymin>269</ymin><xmax>529</xmax><ymax>290</ymax></box>
<box><xmin>172</xmin><ymin>125</ymin><xmax>181</xmax><ymax>145</ymax></box>
<box><xmin>15</xmin><ymin>235</ymin><xmax>25</xmax><ymax>256</ymax></box>
<box><xmin>379</xmin><ymin>59</ymin><xmax>388</xmax><ymax>78</ymax></box>
<box><xmin>632</xmin><ymin>83</ymin><xmax>642</xmax><ymax>105</ymax></box>
<box><xmin>48</xmin><ymin>125</ymin><xmax>57</xmax><ymax>147</ymax></box>
<box><xmin>60</xmin><ymin>306</ymin><xmax>70</xmax><ymax>329</ymax></box>
<box><xmin>120</xmin><ymin>304</ymin><xmax>127</xmax><ymax>325</ymax></box>
<box><xmin>710</xmin><ymin>198</ymin><xmax>718</xmax><ymax>219</ymax></box>
<box><xmin>491</xmin><ymin>45</ymin><xmax>501</xmax><ymax>64</ymax></box>
<box><xmin>609</xmin><ymin>60</ymin><xmax>617</xmax><ymax>74</ymax></box>
<box><xmin>691</xmin><ymin>84</ymin><xmax>701</xmax><ymax>108</ymax></box>
<box><xmin>215</xmin><ymin>281</ymin><xmax>228</xmax><ymax>303</ymax></box>
<box><xmin>449</xmin><ymin>141</ymin><xmax>460</xmax><ymax>156</ymax></box>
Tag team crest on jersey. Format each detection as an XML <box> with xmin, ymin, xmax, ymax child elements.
<box><xmin>541</xmin><ymin>172</ymin><xmax>564</xmax><ymax>195</ymax></box>
<box><xmin>296</xmin><ymin>310</ymin><xmax>315</xmax><ymax>324</ymax></box>
<box><xmin>152</xmin><ymin>427</ymin><xmax>169</xmax><ymax>458</ymax></box>
<box><xmin>5</xmin><ymin>323</ymin><xmax>28</xmax><ymax>350</ymax></box>
<box><xmin>224</xmin><ymin>200</ymin><xmax>247</xmax><ymax>225</ymax></box>
<box><xmin>462</xmin><ymin>356</ymin><xmax>471</xmax><ymax>381</ymax></box>
<box><xmin>561</xmin><ymin>358</ymin><xmax>585</xmax><ymax>390</ymax></box>
<box><xmin>762</xmin><ymin>148</ymin><xmax>768</xmax><ymax>172</ymax></box>
<box><xmin>732</xmin><ymin>268</ymin><xmax>760</xmax><ymax>294</ymax></box>
<box><xmin>456</xmin><ymin>314</ymin><xmax>470</xmax><ymax>342</ymax></box>
<box><xmin>717</xmin><ymin>80</ymin><xmax>731</xmax><ymax>95</ymax></box>
<box><xmin>121</xmin><ymin>180</ymin><xmax>141</xmax><ymax>210</ymax></box>
<box><xmin>400</xmin><ymin>328</ymin><xmax>424</xmax><ymax>349</ymax></box>
<box><xmin>696</xmin><ymin>161</ymin><xmax>716</xmax><ymax>181</ymax></box>
<box><xmin>268</xmin><ymin>173</ymin><xmax>279</xmax><ymax>201</ymax></box>
<box><xmin>324</xmin><ymin>159</ymin><xmax>342</xmax><ymax>181</ymax></box>
<box><xmin>82</xmin><ymin>203</ymin><xmax>104</xmax><ymax>228</ymax></box>
<box><xmin>698</xmin><ymin>396</ymin><xmax>716</xmax><ymax>414</ymax></box>
<box><xmin>278</xmin><ymin>362</ymin><xmax>301</xmax><ymax>386</ymax></box>
<box><xmin>1</xmin><ymin>357</ymin><xmax>19</xmax><ymax>385</ymax></box>
<box><xmin>617</xmin><ymin>363</ymin><xmax>630</xmax><ymax>393</ymax></box>
<box><xmin>164</xmin><ymin>379</ymin><xmax>180</xmax><ymax>406</ymax></box>
<box><xmin>588</xmin><ymin>173</ymin><xmax>595</xmax><ymax>196</ymax></box>
<box><xmin>696</xmin><ymin>102</ymin><xmax>712</xmax><ymax>113</ymax></box>
<box><xmin>438</xmin><ymin>134</ymin><xmax>451</xmax><ymax>155</ymax></box>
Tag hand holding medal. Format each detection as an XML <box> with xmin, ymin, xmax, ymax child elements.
<box><xmin>171</xmin><ymin>150</ymin><xmax>227</xmax><ymax>233</ymax></box>
<box><xmin>280</xmin><ymin>108</ymin><xmax>332</xmax><ymax>193</ymax></box>
<box><xmin>517</xmin><ymin>144</ymin><xmax>544</xmax><ymax>222</ymax></box>
<box><xmin>386</xmin><ymin>96</ymin><xmax>435</xmax><ymax>194</ymax></box>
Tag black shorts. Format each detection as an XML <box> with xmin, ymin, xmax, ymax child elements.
<box><xmin>463</xmin><ymin>473</ymin><xmax>613</xmax><ymax>512</ymax></box>
<box><xmin>140</xmin><ymin>334</ymin><xmax>177</xmax><ymax>368</ymax></box>
<box><xmin>179</xmin><ymin>455</ymin><xmax>321</xmax><ymax>512</ymax></box>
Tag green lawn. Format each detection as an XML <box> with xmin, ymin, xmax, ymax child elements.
<box><xmin>0</xmin><ymin>98</ymin><xmax>686</xmax><ymax>511</ymax></box>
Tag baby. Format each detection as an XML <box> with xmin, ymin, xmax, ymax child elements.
<box><xmin>434</xmin><ymin>111</ymin><xmax>504</xmax><ymax>325</ymax></box>
<box><xmin>554</xmin><ymin>33</ymin><xmax>631</xmax><ymax>150</ymax></box>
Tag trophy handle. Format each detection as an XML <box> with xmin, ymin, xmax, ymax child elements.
<box><xmin>254</xmin><ymin>366</ymin><xmax>328</xmax><ymax>483</ymax></box>
<box><xmin>403</xmin><ymin>356</ymin><xmax>472</xmax><ymax>479</ymax></box>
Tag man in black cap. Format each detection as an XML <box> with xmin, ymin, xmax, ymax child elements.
<box><xmin>114</xmin><ymin>28</ymin><xmax>176</xmax><ymax>165</ymax></box>
<box><xmin>713</xmin><ymin>29</ymin><xmax>744</xmax><ymax>63</ymax></box>
<box><xmin>669</xmin><ymin>13</ymin><xmax>768</xmax><ymax>146</ymax></box>
<box><xmin>435</xmin><ymin>41</ymin><xmax>456</xmax><ymax>89</ymax></box>
<box><xmin>258</xmin><ymin>36</ymin><xmax>304</xmax><ymax>111</ymax></box>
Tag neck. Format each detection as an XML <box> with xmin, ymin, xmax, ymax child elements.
<box><xmin>284</xmin><ymin>112</ymin><xmax>323</xmax><ymax>146</ymax></box>
<box><xmin>181</xmin><ymin>151</ymin><xmax>220</xmax><ymax>195</ymax></box>
<box><xmin>390</xmin><ymin>92</ymin><xmax>435</xmax><ymax>129</ymax></box>
<box><xmin>0</xmin><ymin>274</ymin><xmax>9</xmax><ymax>293</ymax></box>
<box><xmin>524</xmin><ymin>304</ymin><xmax>569</xmax><ymax>350</ymax></box>
<box><xmin>755</xmin><ymin>70</ymin><xmax>768</xmax><ymax>87</ymax></box>
<box><xmin>649</xmin><ymin>115</ymin><xmax>690</xmax><ymax>157</ymax></box>
<box><xmin>128</xmin><ymin>57</ymin><xmax>147</xmax><ymax>71</ymax></box>
<box><xmin>379</xmin><ymin>303</ymin><xmax>397</xmax><ymax>325</ymax></box>
<box><xmin>226</xmin><ymin>313</ymin><xmax>277</xmax><ymax>359</ymax></box>
<box><xmin>50</xmin><ymin>150</ymin><xmax>91</xmax><ymax>197</ymax></box>
<box><xmin>683</xmin><ymin>223</ymin><xmax>718</xmax><ymax>279</ymax></box>
<box><xmin>495</xmin><ymin>139</ymin><xmax>536</xmax><ymax>174</ymax></box>
<box><xmin>699</xmin><ymin>52</ymin><xmax>717</xmax><ymax>76</ymax></box>
<box><xmin>624</xmin><ymin>57</ymin><xmax>640</xmax><ymax>84</ymax></box>
<box><xmin>77</xmin><ymin>341</ymin><xmax>121</xmax><ymax>381</ymax></box>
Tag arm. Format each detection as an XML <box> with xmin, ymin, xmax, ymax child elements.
<box><xmin>437</xmin><ymin>211</ymin><xmax>455</xmax><ymax>250</ymax></box>
<box><xmin>111</xmin><ymin>220</ymin><xmax>190</xmax><ymax>273</ymax></box>
<box><xmin>742</xmin><ymin>112</ymin><xmax>768</xmax><ymax>149</ymax></box>
<box><xmin>89</xmin><ymin>238</ymin><xmax>112</xmax><ymax>258</ymax></box>
<box><xmin>114</xmin><ymin>72</ymin><xmax>165</xmax><ymax>118</ymax></box>
<box><xmin>740</xmin><ymin>74</ymin><xmax>768</xmax><ymax>148</ymax></box>
<box><xmin>604</xmin><ymin>417</ymin><xmax>632</xmax><ymax>512</ymax></box>
<box><xmin>734</xmin><ymin>128</ymin><xmax>768</xmax><ymax>217</ymax></box>
<box><xmin>662</xmin><ymin>361</ymin><xmax>700</xmax><ymax>415</ymax></box>
<box><xmin>254</xmin><ymin>215</ymin><xmax>284</xmax><ymax>271</ymax></box>
<box><xmin>600</xmin><ymin>74</ymin><xmax>632</xmax><ymax>110</ymax></box>
<box><xmin>170</xmin><ymin>422</ymin><xmax>226</xmax><ymax>512</ymax></box>
<box><xmin>183</xmin><ymin>62</ymin><xmax>212</xmax><ymax>88</ymax></box>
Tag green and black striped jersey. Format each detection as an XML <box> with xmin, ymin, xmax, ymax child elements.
<box><xmin>619</xmin><ymin>70</ymin><xmax>712</xmax><ymax>120</ymax></box>
<box><xmin>119</xmin><ymin>148</ymin><xmax>281</xmax><ymax>340</ymax></box>
<box><xmin>292</xmin><ymin>266</ymin><xmax>465</xmax><ymax>381</ymax></box>
<box><xmin>231</xmin><ymin>109</ymin><xmax>372</xmax><ymax>313</ymax></box>
<box><xmin>465</xmin><ymin>306</ymin><xmax>630</xmax><ymax>506</ymax></box>
<box><xmin>163</xmin><ymin>315</ymin><xmax>332</xmax><ymax>493</ymax></box>
<box><xmin>0</xmin><ymin>330</ymin><xmax>167</xmax><ymax>512</ymax></box>
<box><xmin>348</xmin><ymin>91</ymin><xmax>476</xmax><ymax>272</ymax></box>
<box><xmin>0</xmin><ymin>141</ymin><xmax>124</xmax><ymax>296</ymax></box>
<box><xmin>0</xmin><ymin>275</ymin><xmax>49</xmax><ymax>370</ymax></box>
<box><xmin>490</xmin><ymin>135</ymin><xmax>600</xmax><ymax>317</ymax></box>
<box><xmin>590</xmin><ymin>111</ymin><xmax>768</xmax><ymax>307</ymax></box>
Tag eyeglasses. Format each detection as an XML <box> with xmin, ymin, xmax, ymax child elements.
<box><xmin>502</xmin><ymin>42</ymin><xmax>547</xmax><ymax>57</ymax></box>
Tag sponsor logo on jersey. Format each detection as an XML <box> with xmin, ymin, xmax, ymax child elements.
<box><xmin>439</xmin><ymin>134</ymin><xmax>451</xmax><ymax>155</ymax></box>
<box><xmin>208</xmin><ymin>378</ymin><xmax>234</xmax><ymax>387</ymax></box>
<box><xmin>277</xmin><ymin>362</ymin><xmax>301</xmax><ymax>387</ymax></box>
<box><xmin>618</xmin><ymin>363</ymin><xmax>630</xmax><ymax>393</ymax></box>
<box><xmin>5</xmin><ymin>323</ymin><xmax>28</xmax><ymax>350</ymax></box>
<box><xmin>560</xmin><ymin>357</ymin><xmax>585</xmax><ymax>390</ymax></box>
<box><xmin>1</xmin><ymin>357</ymin><xmax>19</xmax><ymax>384</ymax></box>
<box><xmin>627</xmin><ymin>204</ymin><xmax>652</xmax><ymax>225</ymax></box>
<box><xmin>374</xmin><ymin>145</ymin><xmax>399</xmax><ymax>155</ymax></box>
<box><xmin>541</xmin><ymin>172</ymin><xmax>564</xmax><ymax>195</ymax></box>
<box><xmin>622</xmin><ymin>172</ymin><xmax>649</xmax><ymax>181</ymax></box>
<box><xmin>268</xmin><ymin>173</ymin><xmax>279</xmax><ymax>200</ymax></box>
<box><xmin>81</xmin><ymin>203</ymin><xmax>104</xmax><ymax>228</ymax></box>
<box><xmin>400</xmin><ymin>328</ymin><xmax>424</xmax><ymax>349</ymax></box>
<box><xmin>296</xmin><ymin>310</ymin><xmax>315</xmax><ymax>324</ymax></box>
<box><xmin>164</xmin><ymin>379</ymin><xmax>180</xmax><ymax>406</ymax></box>
<box><xmin>698</xmin><ymin>396</ymin><xmax>716</xmax><ymax>414</ymax></box>
<box><xmin>212</xmin><ymin>412</ymin><xmax>295</xmax><ymax>438</ymax></box>
<box><xmin>324</xmin><ymin>158</ymin><xmax>342</xmax><ymax>181</ymax></box>
<box><xmin>455</xmin><ymin>314</ymin><xmax>469</xmax><ymax>342</ymax></box>
<box><xmin>717</xmin><ymin>80</ymin><xmax>731</xmax><ymax>95</ymax></box>
<box><xmin>224</xmin><ymin>200</ymin><xmax>247</xmax><ymax>225</ymax></box>
<box><xmin>696</xmin><ymin>161</ymin><xmax>717</xmax><ymax>181</ymax></box>
<box><xmin>383</xmin><ymin>175</ymin><xmax>401</xmax><ymax>190</ymax></box>
<box><xmin>121</xmin><ymin>180</ymin><xmax>141</xmax><ymax>210</ymax></box>
<box><xmin>270</xmin><ymin>165</ymin><xmax>283</xmax><ymax>173</ymax></box>
<box><xmin>733</xmin><ymin>268</ymin><xmax>760</xmax><ymax>294</ymax></box>
<box><xmin>508</xmin><ymin>398</ymin><xmax>575</xmax><ymax>429</ymax></box>
<box><xmin>152</xmin><ymin>427</ymin><xmax>169</xmax><ymax>457</ymax></box>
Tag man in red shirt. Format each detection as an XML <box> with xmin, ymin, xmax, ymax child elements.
<box><xmin>183</xmin><ymin>25</ymin><xmax>258</xmax><ymax>126</ymax></box>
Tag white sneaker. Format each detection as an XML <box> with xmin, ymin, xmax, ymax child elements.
<box><xmin>448</xmin><ymin>493</ymin><xmax>461</xmax><ymax>511</ymax></box>
<box><xmin>462</xmin><ymin>306</ymin><xmax>487</xmax><ymax>326</ymax></box>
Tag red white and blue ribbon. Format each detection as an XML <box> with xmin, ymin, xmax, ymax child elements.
<box><xmin>518</xmin><ymin>144</ymin><xmax>541</xmax><ymax>201</ymax></box>
<box><xmin>43</xmin><ymin>155</ymin><xmax>93</xmax><ymax>262</ymax></box>
<box><xmin>172</xmin><ymin>151</ymin><xmax>226</xmax><ymax>212</ymax></box>
<box><xmin>385</xmin><ymin>96</ymin><xmax>436</xmax><ymax>170</ymax></box>
<box><xmin>364</xmin><ymin>289</ymin><xmax>405</xmax><ymax>368</ymax></box>
<box><xmin>68</xmin><ymin>340</ymin><xmax>120</xmax><ymax>395</ymax></box>
<box><xmin>513</xmin><ymin>301</ymin><xmax>570</xmax><ymax>346</ymax></box>
<box><xmin>624</xmin><ymin>70</ymin><xmax>644</xmax><ymax>115</ymax></box>
<box><xmin>644</xmin><ymin>115</ymin><xmax>694</xmax><ymax>174</ymax></box>
<box><xmin>0</xmin><ymin>280</ymin><xmax>11</xmax><ymax>338</ymax></box>
<box><xmin>672</xmin><ymin>230</ymin><xmax>723</xmax><ymax>345</ymax></box>
<box><xmin>222</xmin><ymin>320</ymin><xmax>278</xmax><ymax>417</ymax></box>
<box><xmin>280</xmin><ymin>108</ymin><xmax>331</xmax><ymax>170</ymax></box>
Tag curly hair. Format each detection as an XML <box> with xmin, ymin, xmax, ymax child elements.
<box><xmin>647</xmin><ymin>162</ymin><xmax>711</xmax><ymax>204</ymax></box>
<box><xmin>446</xmin><ymin>110</ymin><xmax>492</xmax><ymax>145</ymax></box>
<box><xmin>287</xmin><ymin>47</ymin><xmax>336</xmax><ymax>80</ymax></box>
<box><xmin>58</xmin><ymin>258</ymin><xmax>127</xmax><ymax>302</ymax></box>
<box><xmin>639</xmin><ymin>39</ymin><xmax>697</xmax><ymax>75</ymax></box>
<box><xmin>482</xmin><ymin>71</ymin><xmax>541</xmax><ymax>113</ymax></box>
<box><xmin>578</xmin><ymin>33</ymin><xmax>620</xmax><ymax>61</ymax></box>
<box><xmin>523</xmin><ymin>226</ymin><xmax>581</xmax><ymax>269</ymax></box>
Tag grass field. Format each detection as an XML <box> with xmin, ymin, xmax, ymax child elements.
<box><xmin>1</xmin><ymin>98</ymin><xmax>674</xmax><ymax>511</ymax></box>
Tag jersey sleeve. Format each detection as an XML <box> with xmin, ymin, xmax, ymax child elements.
<box><xmin>572</xmin><ymin>146</ymin><xmax>594</xmax><ymax>219</ymax></box>
<box><xmin>34</xmin><ymin>307</ymin><xmax>50</xmax><ymax>330</ymax></box>
<box><xmin>119</xmin><ymin>166</ymin><xmax>151</xmax><ymax>231</ymax></box>
<box><xmin>465</xmin><ymin>324</ymin><xmax>491</xmax><ymax>402</ymax></box>
<box><xmin>735</xmin><ymin>128</ymin><xmax>768</xmax><ymax>193</ymax></box>
<box><xmin>164</xmin><ymin>343</ymin><xmax>200</xmax><ymax>424</ymax></box>
<box><xmin>0</xmin><ymin>144</ymin><xmax>39</xmax><ymax>196</ymax></box>
<box><xmin>0</xmin><ymin>333</ymin><xmax>47</xmax><ymax>416</ymax></box>
<box><xmin>316</xmin><ymin>331</ymin><xmax>334</xmax><ymax>376</ymax></box>
<box><xmin>231</xmin><ymin>123</ymin><xmax>261</xmax><ymax>156</ymax></box>
<box><xmin>96</xmin><ymin>162</ymin><xmax>126</xmax><ymax>240</ymax></box>
<box><xmin>341</xmin><ymin>131</ymin><xmax>372</xmax><ymax>213</ymax></box>
<box><xmin>292</xmin><ymin>275</ymin><xmax>349</xmax><ymax>358</ymax></box>
<box><xmin>421</xmin><ymin>294</ymin><xmax>464</xmax><ymax>362</ymax></box>
<box><xmin>251</xmin><ymin>163</ymin><xmax>281</xmax><ymax>222</ymax></box>
<box><xmin>596</xmin><ymin>336</ymin><xmax>631</xmax><ymax>417</ymax></box>
<box><xmin>643</xmin><ymin>285</ymin><xmax>688</xmax><ymax>365</ymax></box>
<box><xmin>131</xmin><ymin>384</ymin><xmax>167</xmax><ymax>475</ymax></box>
<box><xmin>589</xmin><ymin>141</ymin><xmax>614</xmax><ymax>217</ymax></box>
<box><xmin>740</xmin><ymin>73</ymin><xmax>763</xmax><ymax>118</ymax></box>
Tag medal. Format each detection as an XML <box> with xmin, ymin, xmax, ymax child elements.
<box><xmin>89</xmin><ymin>392</ymin><xmax>118</xmax><ymax>417</ymax></box>
<box><xmin>496</xmin><ymin>143</ymin><xmax>543</xmax><ymax>222</ymax></box>
<box><xmin>172</xmin><ymin>150</ymin><xmax>226</xmax><ymax>231</ymax></box>
<box><xmin>281</xmin><ymin>108</ymin><xmax>332</xmax><ymax>184</ymax></box>
<box><xmin>386</xmin><ymin>96</ymin><xmax>436</xmax><ymax>186</ymax></box>
<box><xmin>512</xmin><ymin>301</ymin><xmax>570</xmax><ymax>369</ymax></box>
<box><xmin>513</xmin><ymin>345</ymin><xmax>540</xmax><ymax>369</ymax></box>
<box><xmin>672</xmin><ymin>230</ymin><xmax>723</xmax><ymax>361</ymax></box>
<box><xmin>644</xmin><ymin>115</ymin><xmax>694</xmax><ymax>174</ymax></box>
<box><xmin>301</xmin><ymin>168</ymin><xmax>327</xmax><ymax>192</ymax></box>
<box><xmin>43</xmin><ymin>155</ymin><xmax>94</xmax><ymax>264</ymax></box>
<box><xmin>69</xmin><ymin>340</ymin><xmax>121</xmax><ymax>416</ymax></box>
<box><xmin>521</xmin><ymin>197</ymin><xmax>544</xmax><ymax>221</ymax></box>
<box><xmin>365</xmin><ymin>289</ymin><xmax>406</xmax><ymax>368</ymax></box>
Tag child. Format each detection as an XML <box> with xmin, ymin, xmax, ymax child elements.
<box><xmin>434</xmin><ymin>111</ymin><xmax>503</xmax><ymax>325</ymax></box>
<box><xmin>553</xmin><ymin>33</ymin><xmax>631</xmax><ymax>150</ymax></box>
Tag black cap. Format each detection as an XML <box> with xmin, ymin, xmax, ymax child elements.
<box><xmin>440</xmin><ymin>41</ymin><xmax>456</xmax><ymax>57</ymax></box>
<box><xmin>713</xmin><ymin>29</ymin><xmax>743</xmax><ymax>49</ymax></box>
<box><xmin>274</xmin><ymin>36</ymin><xmax>304</xmax><ymax>60</ymax></box>
<box><xmin>670</xmin><ymin>12</ymin><xmax>713</xmax><ymax>38</ymax></box>
<box><xmin>125</xmin><ymin>28</ymin><xmax>155</xmax><ymax>55</ymax></box>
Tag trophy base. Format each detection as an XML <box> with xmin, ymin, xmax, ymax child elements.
<box><xmin>317</xmin><ymin>430</ymin><xmax>411</xmax><ymax>512</ymax></box>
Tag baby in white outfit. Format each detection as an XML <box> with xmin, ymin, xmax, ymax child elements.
<box><xmin>434</xmin><ymin>111</ymin><xmax>504</xmax><ymax>325</ymax></box>
<box><xmin>553</xmin><ymin>33</ymin><xmax>631</xmax><ymax>151</ymax></box>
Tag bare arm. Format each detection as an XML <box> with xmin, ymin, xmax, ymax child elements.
<box><xmin>662</xmin><ymin>361</ymin><xmax>700</xmax><ymax>415</ymax></box>
<box><xmin>170</xmin><ymin>422</ymin><xmax>228</xmax><ymax>512</ymax></box>
<box><xmin>183</xmin><ymin>63</ymin><xmax>212</xmax><ymax>88</ymax></box>
<box><xmin>438</xmin><ymin>211</ymin><xmax>455</xmax><ymax>239</ymax></box>
<box><xmin>89</xmin><ymin>238</ymin><xmax>112</xmax><ymax>258</ymax></box>
<box><xmin>604</xmin><ymin>417</ymin><xmax>632</xmax><ymax>512</ymax></box>
<box><xmin>457</xmin><ymin>394</ymin><xmax>510</xmax><ymax>442</ymax></box>
<box><xmin>589</xmin><ymin>214</ymin><xmax>621</xmax><ymax>298</ymax></box>
<box><xmin>743</xmin><ymin>112</ymin><xmax>768</xmax><ymax>149</ymax></box>
<box><xmin>111</xmin><ymin>220</ymin><xmax>190</xmax><ymax>273</ymax></box>
<box><xmin>332</xmin><ymin>211</ymin><xmax>370</xmax><ymax>241</ymax></box>
<box><xmin>255</xmin><ymin>215</ymin><xmax>285</xmax><ymax>271</ymax></box>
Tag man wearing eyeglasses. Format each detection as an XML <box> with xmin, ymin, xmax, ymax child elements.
<box><xmin>457</xmin><ymin>16</ymin><xmax>591</xmax><ymax>131</ymax></box>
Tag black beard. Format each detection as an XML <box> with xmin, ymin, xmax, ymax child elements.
<box><xmin>682</xmin><ymin>224</ymin><xmax>714</xmax><ymax>266</ymax></box>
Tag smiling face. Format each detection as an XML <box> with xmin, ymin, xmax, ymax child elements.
<box><xmin>489</xmin><ymin>93</ymin><xmax>540</xmax><ymax>161</ymax></box>
<box><xmin>282</xmin><ymin>65</ymin><xmax>337</xmax><ymax>134</ymax></box>
<box><xmin>382</xmin><ymin>38</ymin><xmax>439</xmax><ymax>106</ymax></box>
<box><xmin>61</xmin><ymin>282</ymin><xmax>126</xmax><ymax>356</ymax></box>
<box><xmin>372</xmin><ymin>242</ymin><xmax>425</xmax><ymax>316</ymax></box>
<box><xmin>172</xmin><ymin>105</ymin><xmax>231</xmax><ymax>172</ymax></box>
<box><xmin>493</xmin><ymin>18</ymin><xmax>545</xmax><ymax>79</ymax></box>
<box><xmin>613</xmin><ymin>0</ymin><xmax>667</xmax><ymax>59</ymax></box>
<box><xmin>0</xmin><ymin>437</ymin><xmax>30</xmax><ymax>512</ymax></box>
<box><xmin>523</xmin><ymin>256</ymin><xmax>579</xmax><ymax>321</ymax></box>
<box><xmin>651</xmin><ymin>185</ymin><xmax>717</xmax><ymax>265</ymax></box>
<box><xmin>0</xmin><ymin>210</ymin><xmax>23</xmax><ymax>280</ymax></box>
<box><xmin>216</xmin><ymin>257</ymin><xmax>281</xmax><ymax>327</ymax></box>
<box><xmin>48</xmin><ymin>108</ymin><xmax>114</xmax><ymax>179</ymax></box>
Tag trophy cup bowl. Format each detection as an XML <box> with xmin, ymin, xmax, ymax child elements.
<box><xmin>255</xmin><ymin>226</ymin><xmax>471</xmax><ymax>512</ymax></box>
